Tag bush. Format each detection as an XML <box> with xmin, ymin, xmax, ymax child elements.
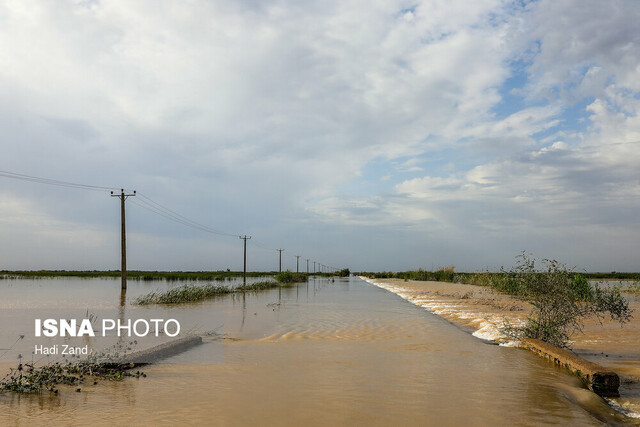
<box><xmin>503</xmin><ymin>253</ymin><xmax>633</xmax><ymax>348</ymax></box>
<box><xmin>274</xmin><ymin>270</ymin><xmax>307</xmax><ymax>283</ymax></box>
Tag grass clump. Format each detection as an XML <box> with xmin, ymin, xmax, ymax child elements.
<box><xmin>274</xmin><ymin>270</ymin><xmax>308</xmax><ymax>283</ymax></box>
<box><xmin>236</xmin><ymin>280</ymin><xmax>279</xmax><ymax>292</ymax></box>
<box><xmin>134</xmin><ymin>284</ymin><xmax>231</xmax><ymax>304</ymax></box>
<box><xmin>135</xmin><ymin>280</ymin><xmax>280</xmax><ymax>304</ymax></box>
<box><xmin>0</xmin><ymin>341</ymin><xmax>145</xmax><ymax>395</ymax></box>
<box><xmin>621</xmin><ymin>281</ymin><xmax>640</xmax><ymax>294</ymax></box>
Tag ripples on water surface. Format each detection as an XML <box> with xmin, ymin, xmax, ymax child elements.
<box><xmin>0</xmin><ymin>276</ymin><xmax>629</xmax><ymax>425</ymax></box>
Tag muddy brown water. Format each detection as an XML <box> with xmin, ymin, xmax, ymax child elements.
<box><xmin>0</xmin><ymin>276</ymin><xmax>632</xmax><ymax>425</ymax></box>
<box><xmin>366</xmin><ymin>277</ymin><xmax>640</xmax><ymax>423</ymax></box>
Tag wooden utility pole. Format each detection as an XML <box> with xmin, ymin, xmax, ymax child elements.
<box><xmin>313</xmin><ymin>261</ymin><xmax>316</xmax><ymax>273</ymax></box>
<box><xmin>111</xmin><ymin>189</ymin><xmax>136</xmax><ymax>291</ymax></box>
<box><xmin>240</xmin><ymin>235</ymin><xmax>251</xmax><ymax>286</ymax></box>
<box><xmin>277</xmin><ymin>249</ymin><xmax>284</xmax><ymax>272</ymax></box>
<box><xmin>295</xmin><ymin>255</ymin><xmax>300</xmax><ymax>273</ymax></box>
<box><xmin>306</xmin><ymin>259</ymin><xmax>309</xmax><ymax>273</ymax></box>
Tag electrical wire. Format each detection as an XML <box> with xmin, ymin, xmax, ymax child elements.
<box><xmin>0</xmin><ymin>169</ymin><xmax>335</xmax><ymax>268</ymax></box>
<box><xmin>129</xmin><ymin>198</ymin><xmax>240</xmax><ymax>238</ymax></box>
<box><xmin>0</xmin><ymin>169</ymin><xmax>125</xmax><ymax>192</ymax></box>
<box><xmin>134</xmin><ymin>192</ymin><xmax>240</xmax><ymax>238</ymax></box>
<box><xmin>251</xmin><ymin>238</ymin><xmax>280</xmax><ymax>252</ymax></box>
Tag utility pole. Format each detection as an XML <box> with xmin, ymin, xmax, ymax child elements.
<box><xmin>295</xmin><ymin>255</ymin><xmax>300</xmax><ymax>273</ymax></box>
<box><xmin>313</xmin><ymin>261</ymin><xmax>316</xmax><ymax>273</ymax></box>
<box><xmin>111</xmin><ymin>189</ymin><xmax>136</xmax><ymax>291</ymax></box>
<box><xmin>240</xmin><ymin>235</ymin><xmax>251</xmax><ymax>286</ymax></box>
<box><xmin>306</xmin><ymin>259</ymin><xmax>309</xmax><ymax>274</ymax></box>
<box><xmin>277</xmin><ymin>249</ymin><xmax>284</xmax><ymax>272</ymax></box>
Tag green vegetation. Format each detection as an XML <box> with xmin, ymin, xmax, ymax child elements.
<box><xmin>0</xmin><ymin>341</ymin><xmax>145</xmax><ymax>395</ymax></box>
<box><xmin>499</xmin><ymin>254</ymin><xmax>632</xmax><ymax>348</ymax></box>
<box><xmin>0</xmin><ymin>270</ymin><xmax>276</xmax><ymax>281</ymax></box>
<box><xmin>362</xmin><ymin>253</ymin><xmax>634</xmax><ymax>348</ymax></box>
<box><xmin>361</xmin><ymin>266</ymin><xmax>457</xmax><ymax>282</ymax></box>
<box><xmin>274</xmin><ymin>270</ymin><xmax>308</xmax><ymax>283</ymax></box>
<box><xmin>134</xmin><ymin>280</ymin><xmax>280</xmax><ymax>304</ymax></box>
<box><xmin>237</xmin><ymin>280</ymin><xmax>281</xmax><ymax>292</ymax></box>
<box><xmin>134</xmin><ymin>283</ymin><xmax>232</xmax><ymax>304</ymax></box>
<box><xmin>622</xmin><ymin>281</ymin><xmax>640</xmax><ymax>294</ymax></box>
<box><xmin>583</xmin><ymin>272</ymin><xmax>640</xmax><ymax>281</ymax></box>
<box><xmin>0</xmin><ymin>269</ymin><xmax>354</xmax><ymax>281</ymax></box>
<box><xmin>361</xmin><ymin>268</ymin><xmax>640</xmax><ymax>294</ymax></box>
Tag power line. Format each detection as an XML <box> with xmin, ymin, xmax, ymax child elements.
<box><xmin>0</xmin><ymin>169</ymin><xmax>246</xmax><ymax>241</ymax></box>
<box><xmin>133</xmin><ymin>192</ymin><xmax>240</xmax><ymax>238</ymax></box>
<box><xmin>0</xmin><ymin>169</ymin><xmax>344</xmax><ymax>271</ymax></box>
<box><xmin>129</xmin><ymin>198</ymin><xmax>240</xmax><ymax>238</ymax></box>
<box><xmin>0</xmin><ymin>169</ymin><xmax>124</xmax><ymax>192</ymax></box>
<box><xmin>251</xmin><ymin>238</ymin><xmax>280</xmax><ymax>252</ymax></box>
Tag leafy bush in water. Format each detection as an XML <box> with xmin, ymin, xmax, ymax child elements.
<box><xmin>503</xmin><ymin>253</ymin><xmax>632</xmax><ymax>348</ymax></box>
<box><xmin>274</xmin><ymin>270</ymin><xmax>307</xmax><ymax>283</ymax></box>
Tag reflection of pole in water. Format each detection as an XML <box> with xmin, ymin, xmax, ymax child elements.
<box><xmin>240</xmin><ymin>292</ymin><xmax>247</xmax><ymax>331</ymax></box>
<box><xmin>118</xmin><ymin>288</ymin><xmax>126</xmax><ymax>345</ymax></box>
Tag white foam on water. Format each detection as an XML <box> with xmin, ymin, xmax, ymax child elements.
<box><xmin>605</xmin><ymin>398</ymin><xmax>640</xmax><ymax>419</ymax></box>
<box><xmin>361</xmin><ymin>276</ymin><xmax>515</xmax><ymax>346</ymax></box>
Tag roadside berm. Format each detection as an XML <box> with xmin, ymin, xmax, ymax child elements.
<box><xmin>521</xmin><ymin>338</ymin><xmax>620</xmax><ymax>397</ymax></box>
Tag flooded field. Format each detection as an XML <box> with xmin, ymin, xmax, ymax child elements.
<box><xmin>0</xmin><ymin>276</ymin><xmax>632</xmax><ymax>425</ymax></box>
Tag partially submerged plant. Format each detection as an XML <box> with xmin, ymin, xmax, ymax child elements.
<box><xmin>134</xmin><ymin>280</ymin><xmax>281</xmax><ymax>304</ymax></box>
<box><xmin>236</xmin><ymin>280</ymin><xmax>279</xmax><ymax>292</ymax></box>
<box><xmin>502</xmin><ymin>253</ymin><xmax>633</xmax><ymax>348</ymax></box>
<box><xmin>134</xmin><ymin>284</ymin><xmax>231</xmax><ymax>304</ymax></box>
<box><xmin>274</xmin><ymin>270</ymin><xmax>307</xmax><ymax>284</ymax></box>
<box><xmin>0</xmin><ymin>341</ymin><xmax>145</xmax><ymax>395</ymax></box>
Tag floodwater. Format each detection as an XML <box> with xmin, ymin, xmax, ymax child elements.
<box><xmin>364</xmin><ymin>277</ymin><xmax>640</xmax><ymax>423</ymax></box>
<box><xmin>0</xmin><ymin>276</ymin><xmax>632</xmax><ymax>425</ymax></box>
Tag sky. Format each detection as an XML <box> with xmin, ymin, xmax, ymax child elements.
<box><xmin>1</xmin><ymin>0</ymin><xmax>639</xmax><ymax>272</ymax></box>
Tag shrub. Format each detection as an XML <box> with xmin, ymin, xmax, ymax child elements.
<box><xmin>274</xmin><ymin>270</ymin><xmax>307</xmax><ymax>283</ymax></box>
<box><xmin>503</xmin><ymin>253</ymin><xmax>632</xmax><ymax>348</ymax></box>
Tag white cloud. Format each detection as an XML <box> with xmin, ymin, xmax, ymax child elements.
<box><xmin>1</xmin><ymin>0</ymin><xmax>640</xmax><ymax>271</ymax></box>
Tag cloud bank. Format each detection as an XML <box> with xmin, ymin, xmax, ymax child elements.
<box><xmin>0</xmin><ymin>0</ymin><xmax>639</xmax><ymax>271</ymax></box>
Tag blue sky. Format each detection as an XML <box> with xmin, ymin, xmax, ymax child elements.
<box><xmin>1</xmin><ymin>0</ymin><xmax>640</xmax><ymax>272</ymax></box>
